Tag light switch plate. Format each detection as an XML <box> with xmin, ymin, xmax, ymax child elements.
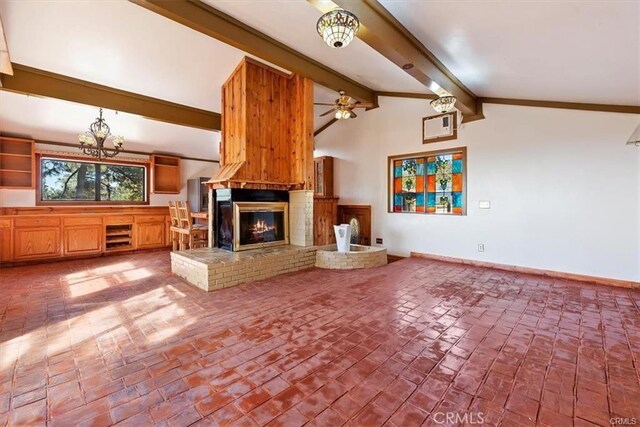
<box><xmin>479</xmin><ymin>200</ymin><xmax>491</xmax><ymax>209</ymax></box>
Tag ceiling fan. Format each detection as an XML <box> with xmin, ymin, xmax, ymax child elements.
<box><xmin>315</xmin><ymin>90</ymin><xmax>375</xmax><ymax>120</ymax></box>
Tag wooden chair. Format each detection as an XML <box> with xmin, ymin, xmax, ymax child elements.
<box><xmin>168</xmin><ymin>201</ymin><xmax>181</xmax><ymax>251</ymax></box>
<box><xmin>176</xmin><ymin>201</ymin><xmax>208</xmax><ymax>251</ymax></box>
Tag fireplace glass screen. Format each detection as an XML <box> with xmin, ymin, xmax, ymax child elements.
<box><xmin>239</xmin><ymin>211</ymin><xmax>285</xmax><ymax>246</ymax></box>
<box><xmin>233</xmin><ymin>201</ymin><xmax>289</xmax><ymax>251</ymax></box>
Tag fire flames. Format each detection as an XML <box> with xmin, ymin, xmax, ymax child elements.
<box><xmin>250</xmin><ymin>219</ymin><xmax>277</xmax><ymax>236</ymax></box>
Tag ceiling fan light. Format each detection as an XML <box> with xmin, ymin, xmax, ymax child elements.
<box><xmin>341</xmin><ymin>110</ymin><xmax>351</xmax><ymax>119</ymax></box>
<box><xmin>431</xmin><ymin>95</ymin><xmax>457</xmax><ymax>113</ymax></box>
<box><xmin>334</xmin><ymin>110</ymin><xmax>343</xmax><ymax>119</ymax></box>
<box><xmin>317</xmin><ymin>9</ymin><xmax>359</xmax><ymax>49</ymax></box>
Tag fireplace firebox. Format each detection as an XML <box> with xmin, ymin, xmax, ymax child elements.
<box><xmin>214</xmin><ymin>189</ymin><xmax>289</xmax><ymax>251</ymax></box>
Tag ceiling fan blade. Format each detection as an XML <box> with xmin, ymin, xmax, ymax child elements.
<box><xmin>319</xmin><ymin>109</ymin><xmax>336</xmax><ymax>117</ymax></box>
<box><xmin>349</xmin><ymin>110</ymin><xmax>357</xmax><ymax>118</ymax></box>
<box><xmin>353</xmin><ymin>102</ymin><xmax>376</xmax><ymax>109</ymax></box>
<box><xmin>314</xmin><ymin>102</ymin><xmax>337</xmax><ymax>106</ymax></box>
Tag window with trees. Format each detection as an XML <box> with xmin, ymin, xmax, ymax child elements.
<box><xmin>39</xmin><ymin>157</ymin><xmax>147</xmax><ymax>203</ymax></box>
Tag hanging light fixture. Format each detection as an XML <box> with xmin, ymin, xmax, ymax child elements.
<box><xmin>317</xmin><ymin>9</ymin><xmax>360</xmax><ymax>49</ymax></box>
<box><xmin>78</xmin><ymin>108</ymin><xmax>124</xmax><ymax>159</ymax></box>
<box><xmin>334</xmin><ymin>106</ymin><xmax>351</xmax><ymax>120</ymax></box>
<box><xmin>430</xmin><ymin>95</ymin><xmax>457</xmax><ymax>113</ymax></box>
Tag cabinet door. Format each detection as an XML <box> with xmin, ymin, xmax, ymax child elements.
<box><xmin>136</xmin><ymin>222</ymin><xmax>165</xmax><ymax>249</ymax></box>
<box><xmin>14</xmin><ymin>227</ymin><xmax>61</xmax><ymax>260</ymax></box>
<box><xmin>64</xmin><ymin>225</ymin><xmax>102</xmax><ymax>255</ymax></box>
<box><xmin>0</xmin><ymin>219</ymin><xmax>12</xmax><ymax>262</ymax></box>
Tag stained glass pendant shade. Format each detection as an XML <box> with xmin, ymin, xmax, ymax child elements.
<box><xmin>316</xmin><ymin>9</ymin><xmax>360</xmax><ymax>49</ymax></box>
<box><xmin>392</xmin><ymin>150</ymin><xmax>465</xmax><ymax>215</ymax></box>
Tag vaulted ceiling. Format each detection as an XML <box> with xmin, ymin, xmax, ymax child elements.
<box><xmin>0</xmin><ymin>0</ymin><xmax>638</xmax><ymax>160</ymax></box>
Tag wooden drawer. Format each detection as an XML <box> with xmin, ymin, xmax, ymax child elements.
<box><xmin>104</xmin><ymin>215</ymin><xmax>134</xmax><ymax>225</ymax></box>
<box><xmin>14</xmin><ymin>217</ymin><xmax>61</xmax><ymax>228</ymax></box>
<box><xmin>64</xmin><ymin>216</ymin><xmax>103</xmax><ymax>226</ymax></box>
<box><xmin>135</xmin><ymin>215</ymin><xmax>165</xmax><ymax>223</ymax></box>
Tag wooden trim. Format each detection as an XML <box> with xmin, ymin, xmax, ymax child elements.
<box><xmin>388</xmin><ymin>146</ymin><xmax>467</xmax><ymax>215</ymax></box>
<box><xmin>1</xmin><ymin>206</ymin><xmax>168</xmax><ymax>216</ymax></box>
<box><xmin>19</xmin><ymin>139</ymin><xmax>218</xmax><ymax>163</ymax></box>
<box><xmin>410</xmin><ymin>251</ymin><xmax>640</xmax><ymax>289</ymax></box>
<box><xmin>314</xmin><ymin>118</ymin><xmax>338</xmax><ymax>137</ymax></box>
<box><xmin>129</xmin><ymin>0</ymin><xmax>377</xmax><ymax>105</ymax></box>
<box><xmin>481</xmin><ymin>97</ymin><xmax>640</xmax><ymax>115</ymax></box>
<box><xmin>310</xmin><ymin>0</ymin><xmax>478</xmax><ymax>117</ymax></box>
<box><xmin>34</xmin><ymin>153</ymin><xmax>151</xmax><ymax>206</ymax></box>
<box><xmin>422</xmin><ymin>112</ymin><xmax>457</xmax><ymax>144</ymax></box>
<box><xmin>1</xmin><ymin>63</ymin><xmax>222</xmax><ymax>131</ymax></box>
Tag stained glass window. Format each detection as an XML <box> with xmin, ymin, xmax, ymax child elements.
<box><xmin>390</xmin><ymin>148</ymin><xmax>465</xmax><ymax>215</ymax></box>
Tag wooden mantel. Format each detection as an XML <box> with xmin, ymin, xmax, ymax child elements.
<box><xmin>208</xmin><ymin>57</ymin><xmax>314</xmax><ymax>191</ymax></box>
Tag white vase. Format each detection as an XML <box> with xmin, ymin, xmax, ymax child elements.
<box><xmin>334</xmin><ymin>224</ymin><xmax>351</xmax><ymax>253</ymax></box>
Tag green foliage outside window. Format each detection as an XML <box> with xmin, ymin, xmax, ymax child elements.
<box><xmin>41</xmin><ymin>158</ymin><xmax>146</xmax><ymax>202</ymax></box>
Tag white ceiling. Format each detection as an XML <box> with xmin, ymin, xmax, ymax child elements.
<box><xmin>204</xmin><ymin>0</ymin><xmax>429</xmax><ymax>94</ymax></box>
<box><xmin>0</xmin><ymin>0</ymin><xmax>638</xmax><ymax>160</ymax></box>
<box><xmin>380</xmin><ymin>0</ymin><xmax>640</xmax><ymax>105</ymax></box>
<box><xmin>0</xmin><ymin>91</ymin><xmax>220</xmax><ymax>160</ymax></box>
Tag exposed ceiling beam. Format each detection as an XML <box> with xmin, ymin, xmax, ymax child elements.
<box><xmin>314</xmin><ymin>118</ymin><xmax>338</xmax><ymax>137</ymax></box>
<box><xmin>377</xmin><ymin>91</ymin><xmax>437</xmax><ymax>100</ymax></box>
<box><xmin>1</xmin><ymin>63</ymin><xmax>221</xmax><ymax>131</ymax></box>
<box><xmin>481</xmin><ymin>97</ymin><xmax>640</xmax><ymax>115</ymax></box>
<box><xmin>309</xmin><ymin>0</ymin><xmax>479</xmax><ymax>118</ymax></box>
<box><xmin>129</xmin><ymin>0</ymin><xmax>377</xmax><ymax>105</ymax></box>
<box><xmin>0</xmin><ymin>15</ymin><xmax>13</xmax><ymax>76</ymax></box>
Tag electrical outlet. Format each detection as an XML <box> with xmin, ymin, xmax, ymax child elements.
<box><xmin>478</xmin><ymin>244</ymin><xmax>485</xmax><ymax>252</ymax></box>
<box><xmin>479</xmin><ymin>201</ymin><xmax>491</xmax><ymax>209</ymax></box>
<box><xmin>376</xmin><ymin>238</ymin><xmax>383</xmax><ymax>244</ymax></box>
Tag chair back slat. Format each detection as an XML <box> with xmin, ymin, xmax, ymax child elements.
<box><xmin>176</xmin><ymin>201</ymin><xmax>193</xmax><ymax>231</ymax></box>
<box><xmin>168</xmin><ymin>201</ymin><xmax>180</xmax><ymax>227</ymax></box>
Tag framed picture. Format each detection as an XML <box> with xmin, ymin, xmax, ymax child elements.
<box><xmin>423</xmin><ymin>112</ymin><xmax>457</xmax><ymax>144</ymax></box>
<box><xmin>388</xmin><ymin>147</ymin><xmax>467</xmax><ymax>215</ymax></box>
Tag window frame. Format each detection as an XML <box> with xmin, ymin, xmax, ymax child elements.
<box><xmin>36</xmin><ymin>153</ymin><xmax>150</xmax><ymax>206</ymax></box>
<box><xmin>388</xmin><ymin>146</ymin><xmax>467</xmax><ymax>215</ymax></box>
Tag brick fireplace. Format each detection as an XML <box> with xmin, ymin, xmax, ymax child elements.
<box><xmin>171</xmin><ymin>57</ymin><xmax>316</xmax><ymax>290</ymax></box>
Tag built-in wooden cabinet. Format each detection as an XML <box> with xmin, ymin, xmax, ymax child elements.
<box><xmin>0</xmin><ymin>207</ymin><xmax>173</xmax><ymax>265</ymax></box>
<box><xmin>0</xmin><ymin>137</ymin><xmax>35</xmax><ymax>189</ymax></box>
<box><xmin>64</xmin><ymin>225</ymin><xmax>102</xmax><ymax>256</ymax></box>
<box><xmin>313</xmin><ymin>196</ymin><xmax>339</xmax><ymax>246</ymax></box>
<box><xmin>14</xmin><ymin>226</ymin><xmax>62</xmax><ymax>261</ymax></box>
<box><xmin>0</xmin><ymin>219</ymin><xmax>13</xmax><ymax>262</ymax></box>
<box><xmin>314</xmin><ymin>156</ymin><xmax>334</xmax><ymax>197</ymax></box>
<box><xmin>151</xmin><ymin>154</ymin><xmax>181</xmax><ymax>194</ymax></box>
<box><xmin>135</xmin><ymin>215</ymin><xmax>166</xmax><ymax>249</ymax></box>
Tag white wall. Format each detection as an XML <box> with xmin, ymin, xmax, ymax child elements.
<box><xmin>316</xmin><ymin>98</ymin><xmax>640</xmax><ymax>282</ymax></box>
<box><xmin>0</xmin><ymin>143</ymin><xmax>218</xmax><ymax>207</ymax></box>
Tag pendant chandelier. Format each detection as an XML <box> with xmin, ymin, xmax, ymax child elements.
<box><xmin>78</xmin><ymin>108</ymin><xmax>124</xmax><ymax>159</ymax></box>
<box><xmin>317</xmin><ymin>9</ymin><xmax>359</xmax><ymax>49</ymax></box>
<box><xmin>431</xmin><ymin>95</ymin><xmax>457</xmax><ymax>113</ymax></box>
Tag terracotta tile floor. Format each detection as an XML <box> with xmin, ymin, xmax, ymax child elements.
<box><xmin>0</xmin><ymin>251</ymin><xmax>639</xmax><ymax>427</ymax></box>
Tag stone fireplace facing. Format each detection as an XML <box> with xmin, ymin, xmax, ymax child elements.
<box><xmin>214</xmin><ymin>189</ymin><xmax>289</xmax><ymax>251</ymax></box>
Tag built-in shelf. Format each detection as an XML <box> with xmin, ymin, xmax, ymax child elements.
<box><xmin>151</xmin><ymin>154</ymin><xmax>181</xmax><ymax>194</ymax></box>
<box><xmin>105</xmin><ymin>224</ymin><xmax>133</xmax><ymax>251</ymax></box>
<box><xmin>0</xmin><ymin>137</ymin><xmax>35</xmax><ymax>189</ymax></box>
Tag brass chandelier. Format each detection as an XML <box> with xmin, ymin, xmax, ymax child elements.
<box><xmin>78</xmin><ymin>108</ymin><xmax>124</xmax><ymax>159</ymax></box>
